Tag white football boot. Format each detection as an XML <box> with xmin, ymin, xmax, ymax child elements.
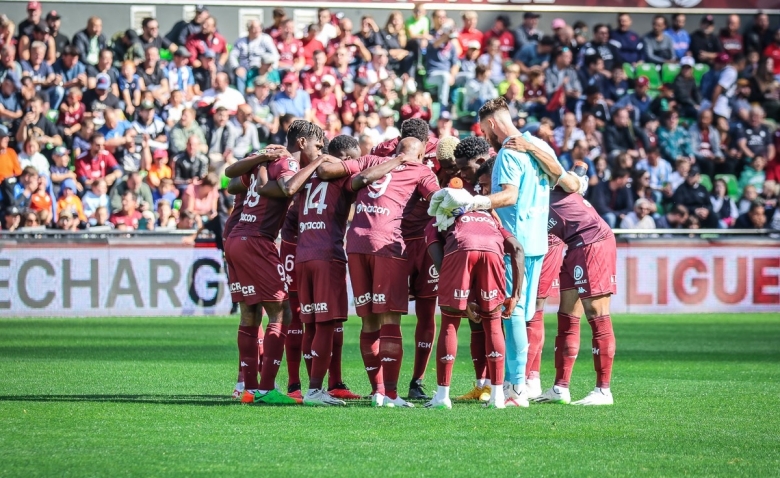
<box><xmin>303</xmin><ymin>388</ymin><xmax>346</xmax><ymax>406</ymax></box>
<box><xmin>371</xmin><ymin>392</ymin><xmax>386</xmax><ymax>408</ymax></box>
<box><xmin>424</xmin><ymin>396</ymin><xmax>453</xmax><ymax>410</ymax></box>
<box><xmin>533</xmin><ymin>385</ymin><xmax>572</xmax><ymax>404</ymax></box>
<box><xmin>572</xmin><ymin>387</ymin><xmax>613</xmax><ymax>406</ymax></box>
<box><xmin>525</xmin><ymin>378</ymin><xmax>543</xmax><ymax>399</ymax></box>
<box><xmin>504</xmin><ymin>383</ymin><xmax>529</xmax><ymax>408</ymax></box>
<box><xmin>385</xmin><ymin>395</ymin><xmax>415</xmax><ymax>408</ymax></box>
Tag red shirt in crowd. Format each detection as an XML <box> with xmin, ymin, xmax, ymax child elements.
<box><xmin>75</xmin><ymin>150</ymin><xmax>120</xmax><ymax>183</ymax></box>
<box><xmin>301</xmin><ymin>66</ymin><xmax>338</xmax><ymax>94</ymax></box>
<box><xmin>302</xmin><ymin>38</ymin><xmax>326</xmax><ymax>68</ymax></box>
<box><xmin>764</xmin><ymin>43</ymin><xmax>780</xmax><ymax>75</ymax></box>
<box><xmin>482</xmin><ymin>29</ymin><xmax>515</xmax><ymax>59</ymax></box>
<box><xmin>110</xmin><ymin>210</ymin><xmax>143</xmax><ymax>229</ymax></box>
<box><xmin>276</xmin><ymin>38</ymin><xmax>305</xmax><ymax>70</ymax></box>
<box><xmin>457</xmin><ymin>28</ymin><xmax>484</xmax><ymax>57</ymax></box>
<box><xmin>185</xmin><ymin>32</ymin><xmax>228</xmax><ymax>61</ymax></box>
<box><xmin>719</xmin><ymin>32</ymin><xmax>743</xmax><ymax>57</ymax></box>
<box><xmin>340</xmin><ymin>92</ymin><xmax>376</xmax><ymax>118</ymax></box>
<box><xmin>400</xmin><ymin>104</ymin><xmax>431</xmax><ymax>122</ymax></box>
<box><xmin>312</xmin><ymin>94</ymin><xmax>339</xmax><ymax>125</ymax></box>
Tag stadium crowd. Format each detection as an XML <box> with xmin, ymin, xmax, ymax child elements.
<box><xmin>0</xmin><ymin>2</ymin><xmax>780</xmax><ymax>232</ymax></box>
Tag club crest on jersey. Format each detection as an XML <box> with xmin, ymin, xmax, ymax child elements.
<box><xmin>287</xmin><ymin>159</ymin><xmax>299</xmax><ymax>172</ymax></box>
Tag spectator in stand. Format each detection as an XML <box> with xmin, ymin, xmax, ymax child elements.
<box><xmin>671</xmin><ymin>56</ymin><xmax>701</xmax><ymax>117</ymax></box>
<box><xmin>328</xmin><ymin>18</ymin><xmax>371</xmax><ymax>69</ymax></box>
<box><xmin>515</xmin><ymin>35</ymin><xmax>554</xmax><ymax>76</ymax></box>
<box><xmin>744</xmin><ymin>11</ymin><xmax>772</xmax><ymax>55</ymax></box>
<box><xmin>117</xmin><ymin>61</ymin><xmax>143</xmax><ymax>117</ymax></box>
<box><xmin>465</xmin><ymin>64</ymin><xmax>497</xmax><ymax>113</ymax></box>
<box><xmin>56</xmin><ymin>178</ymin><xmax>86</xmax><ymax>224</ymax></box>
<box><xmin>736</xmin><ymin>105</ymin><xmax>774</xmax><ymax>164</ymax></box>
<box><xmin>0</xmin><ymin>17</ymin><xmax>15</xmax><ymax>52</ymax></box>
<box><xmin>145</xmin><ymin>149</ymin><xmax>171</xmax><ymax>191</ymax></box>
<box><xmin>399</xmin><ymin>90</ymin><xmax>431</xmax><ymax>122</ymax></box>
<box><xmin>763</xmin><ymin>29</ymin><xmax>780</xmax><ymax>79</ymax></box>
<box><xmin>131</xmin><ymin>100</ymin><xmax>167</xmax><ymax>149</ymax></box>
<box><xmin>711</xmin><ymin>177</ymin><xmax>738</xmax><ymax>227</ymax></box>
<box><xmin>720</xmin><ymin>14</ymin><xmax>744</xmax><ymax>58</ymax></box>
<box><xmin>138</xmin><ymin>47</ymin><xmax>169</xmax><ymax>106</ymax></box>
<box><xmin>483</xmin><ymin>15</ymin><xmax>514</xmax><ymax>60</ymax></box>
<box><xmin>734</xmin><ymin>200</ymin><xmax>767</xmax><ymax>229</ymax></box>
<box><xmin>82</xmin><ymin>74</ymin><xmax>120</xmax><ymax>125</ymax></box>
<box><xmin>553</xmin><ymin>111</ymin><xmax>584</xmax><ymax>154</ymax></box>
<box><xmin>311</xmin><ymin>74</ymin><xmax>338</xmax><ymax>129</ymax></box>
<box><xmin>375</xmin><ymin>107</ymin><xmax>400</xmax><ymax>142</ymax></box>
<box><xmin>610</xmin><ymin>13</ymin><xmax>643</xmax><ymax>66</ymax></box>
<box><xmin>614</xmin><ymin>76</ymin><xmax>652</xmax><ymax>126</ymax></box>
<box><xmin>170</xmin><ymin>108</ymin><xmax>206</xmax><ymax>156</ymax></box>
<box><xmin>301</xmin><ymin>24</ymin><xmax>325</xmax><ymax>69</ymax></box>
<box><xmin>457</xmin><ymin>12</ymin><xmax>483</xmax><ymax>57</ymax></box>
<box><xmin>740</xmin><ymin>155</ymin><xmax>767</xmax><ymax>193</ymax></box>
<box><xmin>3</xmin><ymin>205</ymin><xmax>22</xmax><ymax>231</ymax></box>
<box><xmin>272</xmin><ymin>72</ymin><xmax>312</xmax><ymax>121</ymax></box>
<box><xmin>358</xmin><ymin>46</ymin><xmax>392</xmax><ymax>92</ymax></box>
<box><xmin>166</xmin><ymin>49</ymin><xmax>195</xmax><ymax>100</ymax></box>
<box><xmin>18</xmin><ymin>23</ymin><xmax>56</xmax><ymax>65</ymax></box>
<box><xmin>111</xmin><ymin>29</ymin><xmax>145</xmax><ymax>68</ymax></box>
<box><xmin>425</xmin><ymin>20</ymin><xmax>460</xmax><ymax>109</ymax></box>
<box><xmin>182</xmin><ymin>172</ymin><xmax>219</xmax><ymax>219</ymax></box>
<box><xmin>75</xmin><ymin>133</ymin><xmax>122</xmax><ymax>189</ymax></box>
<box><xmin>230</xmin><ymin>19</ymin><xmax>277</xmax><ymax>94</ymax></box>
<box><xmin>86</xmin><ymin>49</ymin><xmax>119</xmax><ymax>96</ymax></box>
<box><xmin>636</xmin><ymin>145</ymin><xmax>672</xmax><ymax>190</ymax></box>
<box><xmin>579</xmin><ymin>23</ymin><xmax>622</xmax><ymax>73</ymax></box>
<box><xmin>382</xmin><ymin>12</ymin><xmax>412</xmax><ymax>77</ymax></box>
<box><xmin>658</xmin><ymin>111</ymin><xmax>694</xmax><ymax>164</ymax></box>
<box><xmin>247</xmin><ymin>77</ymin><xmax>276</xmax><ymax>142</ymax></box>
<box><xmin>13</xmin><ymin>93</ymin><xmax>61</xmax><ymax>149</ymax></box>
<box><xmin>515</xmin><ymin>12</ymin><xmax>542</xmax><ymax>50</ymax></box>
<box><xmin>231</xmin><ymin>104</ymin><xmax>259</xmax><ymax>160</ymax></box>
<box><xmin>578</xmin><ymin>54</ymin><xmax>607</xmax><ymax>92</ymax></box>
<box><xmin>173</xmin><ymin>135</ymin><xmax>208</xmax><ymax>191</ymax></box>
<box><xmin>0</xmin><ymin>45</ymin><xmax>23</xmax><ymax>86</ymax></box>
<box><xmin>576</xmin><ymin>85</ymin><xmax>610</xmax><ymax>127</ymax></box>
<box><xmin>498</xmin><ymin>63</ymin><xmax>523</xmax><ymax>98</ymax></box>
<box><xmin>72</xmin><ymin>16</ymin><xmax>107</xmax><ymax>67</ymax></box>
<box><xmin>82</xmin><ymin>178</ymin><xmax>108</xmax><ymax>219</ymax></box>
<box><xmin>167</xmin><ymin>4</ymin><xmax>209</xmax><ymax>47</ymax></box>
<box><xmin>0</xmin><ymin>126</ymin><xmax>20</xmax><ymax>184</ymax></box>
<box><xmin>155</xmin><ymin>198</ymin><xmax>176</xmax><ymax>229</ymax></box>
<box><xmin>205</xmin><ymin>106</ymin><xmax>237</xmax><ymax>169</ymax></box>
<box><xmin>590</xmin><ymin>167</ymin><xmax>633</xmax><ymax>228</ymax></box>
<box><xmin>22</xmin><ymin>208</ymin><xmax>41</xmax><ymax>228</ymax></box>
<box><xmin>691</xmin><ymin>15</ymin><xmax>723</xmax><ymax>66</ymax></box>
<box><xmin>109</xmin><ymin>170</ymin><xmax>152</xmax><ymax>213</ymax></box>
<box><xmin>671</xmin><ymin>164</ymin><xmax>718</xmax><ymax>228</ymax></box>
<box><xmin>605</xmin><ymin>107</ymin><xmax>640</xmax><ymax>163</ymax></box>
<box><xmin>644</xmin><ymin>15</ymin><xmax>676</xmax><ymax>65</ymax></box>
<box><xmin>620</xmin><ymin>198</ymin><xmax>657</xmax><ymax>229</ymax></box>
<box><xmin>109</xmin><ymin>190</ymin><xmax>142</xmax><ymax>230</ymax></box>
<box><xmin>18</xmin><ymin>136</ymin><xmax>48</xmax><ymax>176</ymax></box>
<box><xmin>546</xmin><ymin>46</ymin><xmax>581</xmax><ymax>112</ymax></box>
<box><xmin>17</xmin><ymin>1</ymin><xmax>43</xmax><ymax>42</ymax></box>
<box><xmin>49</xmin><ymin>145</ymin><xmax>75</xmax><ymax>196</ymax></box>
<box><xmin>315</xmin><ymin>8</ymin><xmax>338</xmax><ymax>46</ymax></box>
<box><xmin>51</xmin><ymin>46</ymin><xmax>87</xmax><ymax>109</ymax></box>
<box><xmin>433</xmin><ymin>111</ymin><xmax>458</xmax><ymax>139</ymax></box>
<box><xmin>748</xmin><ymin>56</ymin><xmax>780</xmax><ymax>121</ymax></box>
<box><xmin>185</xmin><ymin>16</ymin><xmax>228</xmax><ymax>70</ymax></box>
<box><xmin>193</xmin><ymin>49</ymin><xmax>218</xmax><ymax>95</ymax></box>
<box><xmin>302</xmin><ymin>50</ymin><xmax>338</xmax><ymax>96</ymax></box>
<box><xmin>340</xmin><ymin>76</ymin><xmax>374</xmax><ymax>126</ymax></box>
<box><xmin>264</xmin><ymin>8</ymin><xmax>287</xmax><ymax>41</ymax></box>
<box><xmin>665</xmin><ymin>13</ymin><xmax>690</xmax><ymax>60</ymax></box>
<box><xmin>603</xmin><ymin>63</ymin><xmax>629</xmax><ymax>106</ymax></box>
<box><xmin>478</xmin><ymin>37</ymin><xmax>505</xmax><ymax>85</ymax></box>
<box><xmin>0</xmin><ymin>76</ymin><xmax>22</xmax><ymax>131</ymax></box>
<box><xmin>559</xmin><ymin>138</ymin><xmax>598</xmax><ymax>187</ymax></box>
<box><xmin>139</xmin><ymin>17</ymin><xmax>175</xmax><ymax>54</ymax></box>
<box><xmin>357</xmin><ymin>16</ymin><xmax>383</xmax><ymax>51</ymax></box>
<box><xmin>20</xmin><ymin>41</ymin><xmax>55</xmax><ymax>105</ymax></box>
<box><xmin>689</xmin><ymin>108</ymin><xmax>723</xmax><ymax>176</ymax></box>
<box><xmin>581</xmin><ymin>112</ymin><xmax>604</xmax><ymax>158</ymax></box>
<box><xmin>202</xmin><ymin>71</ymin><xmax>245</xmax><ymax>112</ymax></box>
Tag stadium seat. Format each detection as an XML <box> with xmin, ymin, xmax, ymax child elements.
<box><xmin>46</xmin><ymin>109</ymin><xmax>59</xmax><ymax>123</ymax></box>
<box><xmin>453</xmin><ymin>88</ymin><xmax>476</xmax><ymax>124</ymax></box>
<box><xmin>693</xmin><ymin>63</ymin><xmax>710</xmax><ymax>86</ymax></box>
<box><xmin>662</xmin><ymin>63</ymin><xmax>681</xmax><ymax>84</ymax></box>
<box><xmin>635</xmin><ymin>63</ymin><xmax>661</xmax><ymax>89</ymax></box>
<box><xmin>699</xmin><ymin>174</ymin><xmax>713</xmax><ymax>192</ymax></box>
<box><xmin>429</xmin><ymin>102</ymin><xmax>442</xmax><ymax>125</ymax></box>
<box><xmin>715</xmin><ymin>173</ymin><xmax>741</xmax><ymax>200</ymax></box>
<box><xmin>622</xmin><ymin>63</ymin><xmax>635</xmax><ymax>80</ymax></box>
<box><xmin>160</xmin><ymin>48</ymin><xmax>173</xmax><ymax>61</ymax></box>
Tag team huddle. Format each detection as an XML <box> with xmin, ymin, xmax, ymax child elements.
<box><xmin>222</xmin><ymin>97</ymin><xmax>617</xmax><ymax>408</ymax></box>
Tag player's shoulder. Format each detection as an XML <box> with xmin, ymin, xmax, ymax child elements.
<box><xmin>269</xmin><ymin>155</ymin><xmax>299</xmax><ymax>174</ymax></box>
<box><xmin>371</xmin><ymin>137</ymin><xmax>399</xmax><ymax>157</ymax></box>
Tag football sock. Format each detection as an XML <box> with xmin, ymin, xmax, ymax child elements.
<box><xmin>237</xmin><ymin>326</ymin><xmax>260</xmax><ymax>390</ymax></box>
<box><xmin>589</xmin><ymin>315</ymin><xmax>616</xmax><ymax>389</ymax></box>
<box><xmin>503</xmin><ymin>305</ymin><xmax>528</xmax><ymax>386</ymax></box>
<box><xmin>309</xmin><ymin>321</ymin><xmax>335</xmax><ymax>390</ymax></box>
<box><xmin>412</xmin><ymin>297</ymin><xmax>437</xmax><ymax>381</ymax></box>
<box><xmin>481</xmin><ymin>309</ymin><xmax>506</xmax><ymax>386</ymax></box>
<box><xmin>258</xmin><ymin>323</ymin><xmax>286</xmax><ymax>391</ymax></box>
<box><xmin>379</xmin><ymin>324</ymin><xmax>403</xmax><ymax>399</ymax></box>
<box><xmin>286</xmin><ymin>296</ymin><xmax>303</xmax><ymax>386</ymax></box>
<box><xmin>435</xmin><ymin>385</ymin><xmax>450</xmax><ymax>401</ymax></box>
<box><xmin>468</xmin><ymin>319</ymin><xmax>487</xmax><ymax>383</ymax></box>
<box><xmin>437</xmin><ymin>312</ymin><xmax>461</xmax><ymax>387</ymax></box>
<box><xmin>302</xmin><ymin>323</ymin><xmax>315</xmax><ymax>378</ymax></box>
<box><xmin>328</xmin><ymin>325</ymin><xmax>344</xmax><ymax>388</ymax></box>
<box><xmin>257</xmin><ymin>324</ymin><xmax>264</xmax><ymax>369</ymax></box>
<box><xmin>476</xmin><ymin>379</ymin><xmax>487</xmax><ymax>388</ymax></box>
<box><xmin>526</xmin><ymin>309</ymin><xmax>545</xmax><ymax>380</ymax></box>
<box><xmin>554</xmin><ymin>312</ymin><xmax>581</xmax><ymax>388</ymax></box>
<box><xmin>360</xmin><ymin>329</ymin><xmax>383</xmax><ymax>395</ymax></box>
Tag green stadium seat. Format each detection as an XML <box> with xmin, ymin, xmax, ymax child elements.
<box><xmin>635</xmin><ymin>63</ymin><xmax>661</xmax><ymax>89</ymax></box>
<box><xmin>429</xmin><ymin>102</ymin><xmax>442</xmax><ymax>126</ymax></box>
<box><xmin>661</xmin><ymin>63</ymin><xmax>681</xmax><ymax>84</ymax></box>
<box><xmin>715</xmin><ymin>174</ymin><xmax>741</xmax><ymax>200</ymax></box>
<box><xmin>622</xmin><ymin>63</ymin><xmax>635</xmax><ymax>80</ymax></box>
<box><xmin>699</xmin><ymin>174</ymin><xmax>713</xmax><ymax>192</ymax></box>
<box><xmin>453</xmin><ymin>88</ymin><xmax>475</xmax><ymax>123</ymax></box>
<box><xmin>46</xmin><ymin>109</ymin><xmax>59</xmax><ymax>123</ymax></box>
<box><xmin>692</xmin><ymin>63</ymin><xmax>710</xmax><ymax>86</ymax></box>
<box><xmin>160</xmin><ymin>48</ymin><xmax>173</xmax><ymax>61</ymax></box>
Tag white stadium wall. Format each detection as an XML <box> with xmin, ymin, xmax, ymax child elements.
<box><xmin>1</xmin><ymin>241</ymin><xmax>778</xmax><ymax>317</ymax></box>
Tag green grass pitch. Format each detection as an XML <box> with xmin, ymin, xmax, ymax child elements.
<box><xmin>1</xmin><ymin>313</ymin><xmax>778</xmax><ymax>476</ymax></box>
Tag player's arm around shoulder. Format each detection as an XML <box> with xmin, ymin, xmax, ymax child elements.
<box><xmin>315</xmin><ymin>154</ymin><xmax>351</xmax><ymax>180</ymax></box>
<box><xmin>277</xmin><ymin>156</ymin><xmax>327</xmax><ymax>197</ymax></box>
<box><xmin>224</xmin><ymin>145</ymin><xmax>290</xmax><ymax>178</ymax></box>
<box><xmin>350</xmin><ymin>154</ymin><xmax>406</xmax><ymax>191</ymax></box>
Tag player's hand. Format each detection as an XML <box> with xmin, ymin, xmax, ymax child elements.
<box><xmin>501</xmin><ymin>296</ymin><xmax>519</xmax><ymax>319</ymax></box>
<box><xmin>503</xmin><ymin>135</ymin><xmax>532</xmax><ymax>153</ymax></box>
<box><xmin>466</xmin><ymin>303</ymin><xmax>480</xmax><ymax>323</ymax></box>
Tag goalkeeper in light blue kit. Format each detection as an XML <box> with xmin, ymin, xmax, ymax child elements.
<box><xmin>430</xmin><ymin>97</ymin><xmax>587</xmax><ymax>406</ymax></box>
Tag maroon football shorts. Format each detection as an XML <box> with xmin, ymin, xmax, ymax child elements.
<box><xmin>438</xmin><ymin>250</ymin><xmax>506</xmax><ymax>313</ymax></box>
<box><xmin>279</xmin><ymin>239</ymin><xmax>297</xmax><ymax>294</ymax></box>
<box><xmin>537</xmin><ymin>240</ymin><xmax>566</xmax><ymax>299</ymax></box>
<box><xmin>406</xmin><ymin>238</ymin><xmax>439</xmax><ymax>300</ymax></box>
<box><xmin>296</xmin><ymin>260</ymin><xmax>348</xmax><ymax>323</ymax></box>
<box><xmin>347</xmin><ymin>253</ymin><xmax>409</xmax><ymax>316</ymax></box>
<box><xmin>224</xmin><ymin>235</ymin><xmax>287</xmax><ymax>305</ymax></box>
<box><xmin>559</xmin><ymin>234</ymin><xmax>617</xmax><ymax>299</ymax></box>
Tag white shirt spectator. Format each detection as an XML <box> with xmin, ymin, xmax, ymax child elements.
<box><xmin>19</xmin><ymin>152</ymin><xmax>51</xmax><ymax>176</ymax></box>
<box><xmin>553</xmin><ymin>126</ymin><xmax>585</xmax><ymax>151</ymax></box>
<box><xmin>202</xmin><ymin>87</ymin><xmax>246</xmax><ymax>113</ymax></box>
<box><xmin>230</xmin><ymin>117</ymin><xmax>260</xmax><ymax>159</ymax></box>
<box><xmin>82</xmin><ymin>190</ymin><xmax>109</xmax><ymax>218</ymax></box>
<box><xmin>635</xmin><ymin>157</ymin><xmax>673</xmax><ymax>190</ymax></box>
<box><xmin>230</xmin><ymin>33</ymin><xmax>279</xmax><ymax>70</ymax></box>
<box><xmin>316</xmin><ymin>23</ymin><xmax>339</xmax><ymax>46</ymax></box>
<box><xmin>375</xmin><ymin>124</ymin><xmax>401</xmax><ymax>143</ymax></box>
<box><xmin>620</xmin><ymin>211</ymin><xmax>656</xmax><ymax>229</ymax></box>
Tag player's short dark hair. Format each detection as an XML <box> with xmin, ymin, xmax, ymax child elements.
<box><xmin>476</xmin><ymin>157</ymin><xmax>495</xmax><ymax>179</ymax></box>
<box><xmin>286</xmin><ymin>120</ymin><xmax>324</xmax><ymax>146</ymax></box>
<box><xmin>400</xmin><ymin>118</ymin><xmax>429</xmax><ymax>143</ymax></box>
<box><xmin>322</xmin><ymin>136</ymin><xmax>330</xmax><ymax>154</ymax></box>
<box><xmin>122</xmin><ymin>190</ymin><xmax>137</xmax><ymax>202</ymax></box>
<box><xmin>141</xmin><ymin>17</ymin><xmax>156</xmax><ymax>29</ymax></box>
<box><xmin>478</xmin><ymin>97</ymin><xmax>510</xmax><ymax>122</ymax></box>
<box><xmin>611</xmin><ymin>168</ymin><xmax>630</xmax><ymax>179</ymax></box>
<box><xmin>328</xmin><ymin>135</ymin><xmax>359</xmax><ymax>156</ymax></box>
<box><xmin>454</xmin><ymin>136</ymin><xmax>490</xmax><ymax>161</ymax></box>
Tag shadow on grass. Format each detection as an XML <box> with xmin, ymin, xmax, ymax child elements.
<box><xmin>0</xmin><ymin>394</ymin><xmax>382</xmax><ymax>407</ymax></box>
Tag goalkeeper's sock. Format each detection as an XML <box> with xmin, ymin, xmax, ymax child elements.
<box><xmin>588</xmin><ymin>315</ymin><xmax>615</xmax><ymax>389</ymax></box>
<box><xmin>503</xmin><ymin>307</ymin><xmax>528</xmax><ymax>386</ymax></box>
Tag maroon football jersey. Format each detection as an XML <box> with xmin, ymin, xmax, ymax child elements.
<box><xmin>230</xmin><ymin>157</ymin><xmax>299</xmax><ymax>239</ymax></box>
<box><xmin>346</xmin><ymin>162</ymin><xmax>439</xmax><ymax>258</ymax></box>
<box><xmin>280</xmin><ymin>197</ymin><xmax>299</xmax><ymax>244</ymax></box>
<box><xmin>548</xmin><ymin>188</ymin><xmax>612</xmax><ymax>248</ymax></box>
<box><xmin>340</xmin><ymin>154</ymin><xmax>389</xmax><ymax>177</ymax></box>
<box><xmin>223</xmin><ymin>191</ymin><xmax>245</xmax><ymax>240</ymax></box>
<box><xmin>425</xmin><ymin>211</ymin><xmax>511</xmax><ymax>257</ymax></box>
<box><xmin>296</xmin><ymin>174</ymin><xmax>354</xmax><ymax>263</ymax></box>
<box><xmin>370</xmin><ymin>132</ymin><xmax>440</xmax><ymax>172</ymax></box>
<box><xmin>548</xmin><ymin>232</ymin><xmax>564</xmax><ymax>248</ymax></box>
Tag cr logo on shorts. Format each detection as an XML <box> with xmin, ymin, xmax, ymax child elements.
<box><xmin>230</xmin><ymin>282</ymin><xmax>256</xmax><ymax>296</ymax></box>
<box><xmin>573</xmin><ymin>265</ymin><xmax>584</xmax><ymax>281</ymax></box>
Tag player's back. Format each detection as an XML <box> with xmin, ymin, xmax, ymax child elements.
<box><xmin>230</xmin><ymin>157</ymin><xmax>299</xmax><ymax>240</ymax></box>
<box><xmin>296</xmin><ymin>173</ymin><xmax>354</xmax><ymax>263</ymax></box>
<box><xmin>430</xmin><ymin>211</ymin><xmax>508</xmax><ymax>257</ymax></box>
<box><xmin>281</xmin><ymin>198</ymin><xmax>299</xmax><ymax>245</ymax></box>
<box><xmin>372</xmin><ymin>133</ymin><xmax>440</xmax><ymax>171</ymax></box>
<box><xmin>548</xmin><ymin>188</ymin><xmax>612</xmax><ymax>248</ymax></box>
<box><xmin>223</xmin><ymin>191</ymin><xmax>245</xmax><ymax>240</ymax></box>
<box><xmin>347</xmin><ymin>161</ymin><xmax>439</xmax><ymax>257</ymax></box>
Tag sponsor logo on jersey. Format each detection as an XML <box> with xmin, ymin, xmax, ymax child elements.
<box><xmin>573</xmin><ymin>265</ymin><xmax>585</xmax><ymax>283</ymax></box>
<box><xmin>303</xmin><ymin>353</ymin><xmax>312</xmax><ymax>359</ymax></box>
<box><xmin>583</xmin><ymin>199</ymin><xmax>593</xmax><ymax>208</ymax></box>
<box><xmin>454</xmin><ymin>289</ymin><xmax>470</xmax><ymax>299</ymax></box>
<box><xmin>230</xmin><ymin>282</ymin><xmax>256</xmax><ymax>296</ymax></box>
<box><xmin>440</xmin><ymin>354</ymin><xmax>455</xmax><ymax>361</ymax></box>
<box><xmin>240</xmin><ymin>213</ymin><xmax>257</xmax><ymax>222</ymax></box>
<box><xmin>610</xmin><ymin>275</ymin><xmax>617</xmax><ymax>284</ymax></box>
<box><xmin>240</xmin><ymin>361</ymin><xmax>248</xmax><ymax>367</ymax></box>
<box><xmin>299</xmin><ymin>221</ymin><xmax>326</xmax><ymax>233</ymax></box>
<box><xmin>486</xmin><ymin>351</ymin><xmax>503</xmax><ymax>358</ymax></box>
<box><xmin>547</xmin><ymin>217</ymin><xmax>558</xmax><ymax>231</ymax></box>
<box><xmin>481</xmin><ymin>289</ymin><xmax>499</xmax><ymax>301</ymax></box>
<box><xmin>417</xmin><ymin>342</ymin><xmax>432</xmax><ymax>349</ymax></box>
<box><xmin>335</xmin><ymin>327</ymin><xmax>343</xmax><ymax>333</ymax></box>
<box><xmin>372</xmin><ymin>293</ymin><xmax>386</xmax><ymax>304</ymax></box>
<box><xmin>552</xmin><ymin>278</ymin><xmax>560</xmax><ymax>288</ymax></box>
<box><xmin>301</xmin><ymin>302</ymin><xmax>328</xmax><ymax>314</ymax></box>
<box><xmin>354</xmin><ymin>292</ymin><xmax>372</xmax><ymax>306</ymax></box>
<box><xmin>311</xmin><ymin>350</ymin><xmax>320</xmax><ymax>357</ymax></box>
<box><xmin>459</xmin><ymin>214</ymin><xmax>494</xmax><ymax>224</ymax></box>
<box><xmin>273</xmin><ymin>359</ymin><xmax>282</xmax><ymax>365</ymax></box>
<box><xmin>355</xmin><ymin>203</ymin><xmax>390</xmax><ymax>215</ymax></box>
